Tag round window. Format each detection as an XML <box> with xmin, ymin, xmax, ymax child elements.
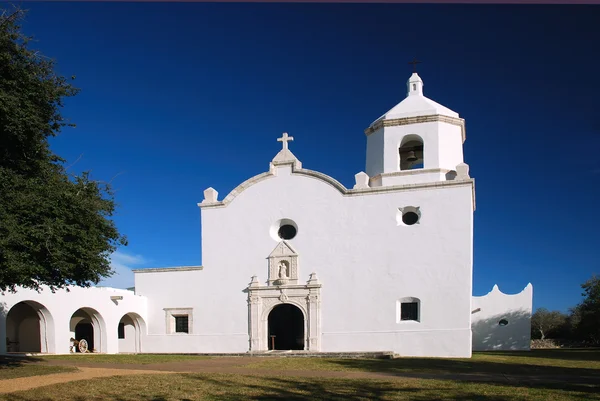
<box><xmin>397</xmin><ymin>206</ymin><xmax>421</xmax><ymax>226</ymax></box>
<box><xmin>402</xmin><ymin>211</ymin><xmax>419</xmax><ymax>226</ymax></box>
<box><xmin>270</xmin><ymin>218</ymin><xmax>298</xmax><ymax>241</ymax></box>
<box><xmin>498</xmin><ymin>319</ymin><xmax>509</xmax><ymax>326</ymax></box>
<box><xmin>278</xmin><ymin>224</ymin><xmax>297</xmax><ymax>240</ymax></box>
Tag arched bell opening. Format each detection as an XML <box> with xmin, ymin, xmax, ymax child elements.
<box><xmin>69</xmin><ymin>307</ymin><xmax>107</xmax><ymax>353</ymax></box>
<box><xmin>267</xmin><ymin>304</ymin><xmax>305</xmax><ymax>350</ymax></box>
<box><xmin>399</xmin><ymin>135</ymin><xmax>424</xmax><ymax>170</ymax></box>
<box><xmin>5</xmin><ymin>301</ymin><xmax>55</xmax><ymax>353</ymax></box>
<box><xmin>117</xmin><ymin>312</ymin><xmax>146</xmax><ymax>353</ymax></box>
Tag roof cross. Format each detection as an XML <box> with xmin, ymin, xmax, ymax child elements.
<box><xmin>408</xmin><ymin>58</ymin><xmax>422</xmax><ymax>73</ymax></box>
<box><xmin>277</xmin><ymin>132</ymin><xmax>294</xmax><ymax>151</ymax></box>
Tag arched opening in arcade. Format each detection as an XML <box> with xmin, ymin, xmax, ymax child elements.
<box><xmin>267</xmin><ymin>304</ymin><xmax>305</xmax><ymax>350</ymax></box>
<box><xmin>5</xmin><ymin>301</ymin><xmax>55</xmax><ymax>353</ymax></box>
<box><xmin>117</xmin><ymin>312</ymin><xmax>146</xmax><ymax>353</ymax></box>
<box><xmin>69</xmin><ymin>307</ymin><xmax>107</xmax><ymax>353</ymax></box>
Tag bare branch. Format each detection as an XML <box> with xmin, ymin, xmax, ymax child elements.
<box><xmin>65</xmin><ymin>153</ymin><xmax>84</xmax><ymax>171</ymax></box>
<box><xmin>0</xmin><ymin>6</ymin><xmax>25</xmax><ymax>29</ymax></box>
<box><xmin>107</xmin><ymin>171</ymin><xmax>125</xmax><ymax>185</ymax></box>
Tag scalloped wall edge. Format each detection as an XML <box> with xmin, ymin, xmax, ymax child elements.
<box><xmin>474</xmin><ymin>282</ymin><xmax>533</xmax><ymax>298</ymax></box>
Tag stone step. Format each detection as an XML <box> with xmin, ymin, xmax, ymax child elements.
<box><xmin>246</xmin><ymin>351</ymin><xmax>397</xmax><ymax>359</ymax></box>
<box><xmin>144</xmin><ymin>351</ymin><xmax>397</xmax><ymax>359</ymax></box>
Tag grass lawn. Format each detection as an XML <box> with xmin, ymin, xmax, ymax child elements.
<box><xmin>0</xmin><ymin>357</ymin><xmax>77</xmax><ymax>380</ymax></box>
<box><xmin>2</xmin><ymin>349</ymin><xmax>598</xmax><ymax>399</ymax></box>
<box><xmin>238</xmin><ymin>349</ymin><xmax>600</xmax><ymax>376</ymax></box>
<box><xmin>474</xmin><ymin>349</ymin><xmax>600</xmax><ymax>369</ymax></box>
<box><xmin>1</xmin><ymin>372</ymin><xmax>598</xmax><ymax>401</ymax></box>
<box><xmin>39</xmin><ymin>354</ymin><xmax>212</xmax><ymax>364</ymax></box>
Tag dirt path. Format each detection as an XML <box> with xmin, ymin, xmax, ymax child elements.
<box><xmin>0</xmin><ymin>366</ymin><xmax>176</xmax><ymax>394</ymax></box>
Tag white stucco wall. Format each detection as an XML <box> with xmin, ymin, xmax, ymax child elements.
<box><xmin>133</xmin><ymin>268</ymin><xmax>238</xmax><ymax>353</ymax></box>
<box><xmin>365</xmin><ymin>129</ymin><xmax>385</xmax><ymax>178</ymax></box>
<box><xmin>133</xmin><ymin>158</ymin><xmax>475</xmax><ymax>357</ymax></box>
<box><xmin>0</xmin><ymin>286</ymin><xmax>147</xmax><ymax>354</ymax></box>
<box><xmin>471</xmin><ymin>284</ymin><xmax>533</xmax><ymax>351</ymax></box>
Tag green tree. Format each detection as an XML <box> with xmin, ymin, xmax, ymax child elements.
<box><xmin>0</xmin><ymin>7</ymin><xmax>127</xmax><ymax>292</ymax></box>
<box><xmin>573</xmin><ymin>275</ymin><xmax>600</xmax><ymax>343</ymax></box>
<box><xmin>530</xmin><ymin>307</ymin><xmax>568</xmax><ymax>340</ymax></box>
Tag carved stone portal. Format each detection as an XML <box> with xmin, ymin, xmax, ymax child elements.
<box><xmin>246</xmin><ymin>242</ymin><xmax>322</xmax><ymax>352</ymax></box>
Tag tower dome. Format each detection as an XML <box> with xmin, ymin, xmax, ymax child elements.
<box><xmin>370</xmin><ymin>73</ymin><xmax>459</xmax><ymax>127</ymax></box>
<box><xmin>364</xmin><ymin>72</ymin><xmax>467</xmax><ymax>187</ymax></box>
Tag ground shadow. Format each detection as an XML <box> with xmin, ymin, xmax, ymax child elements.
<box><xmin>482</xmin><ymin>348</ymin><xmax>600</xmax><ymax>362</ymax></box>
<box><xmin>324</xmin><ymin>356</ymin><xmax>600</xmax><ymax>395</ymax></box>
<box><xmin>0</xmin><ymin>355</ymin><xmax>44</xmax><ymax>368</ymax></box>
<box><xmin>186</xmin><ymin>374</ymin><xmax>574</xmax><ymax>401</ymax></box>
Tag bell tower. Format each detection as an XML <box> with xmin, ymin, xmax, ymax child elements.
<box><xmin>364</xmin><ymin>70</ymin><xmax>468</xmax><ymax>187</ymax></box>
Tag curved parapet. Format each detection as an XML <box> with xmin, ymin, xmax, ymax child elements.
<box><xmin>198</xmin><ymin>159</ymin><xmax>474</xmax><ymax>209</ymax></box>
<box><xmin>471</xmin><ymin>283</ymin><xmax>533</xmax><ymax>351</ymax></box>
<box><xmin>221</xmin><ymin>171</ymin><xmax>276</xmax><ymax>205</ymax></box>
<box><xmin>198</xmin><ymin>160</ymin><xmax>349</xmax><ymax>209</ymax></box>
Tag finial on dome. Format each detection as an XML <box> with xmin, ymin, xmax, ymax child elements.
<box><xmin>406</xmin><ymin>58</ymin><xmax>424</xmax><ymax>97</ymax></box>
<box><xmin>407</xmin><ymin>73</ymin><xmax>424</xmax><ymax>97</ymax></box>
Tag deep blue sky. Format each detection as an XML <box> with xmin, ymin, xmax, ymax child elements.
<box><xmin>17</xmin><ymin>3</ymin><xmax>599</xmax><ymax>312</ymax></box>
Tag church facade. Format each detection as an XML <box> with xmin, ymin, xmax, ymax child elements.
<box><xmin>0</xmin><ymin>73</ymin><xmax>533</xmax><ymax>357</ymax></box>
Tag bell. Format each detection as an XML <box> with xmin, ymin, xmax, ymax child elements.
<box><xmin>406</xmin><ymin>150</ymin><xmax>418</xmax><ymax>162</ymax></box>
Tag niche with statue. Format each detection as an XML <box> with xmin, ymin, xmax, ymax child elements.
<box><xmin>267</xmin><ymin>241</ymin><xmax>299</xmax><ymax>285</ymax></box>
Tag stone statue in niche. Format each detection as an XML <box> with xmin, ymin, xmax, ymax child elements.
<box><xmin>278</xmin><ymin>260</ymin><xmax>289</xmax><ymax>279</ymax></box>
<box><xmin>267</xmin><ymin>241</ymin><xmax>299</xmax><ymax>285</ymax></box>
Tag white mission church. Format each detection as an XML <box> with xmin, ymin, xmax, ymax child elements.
<box><xmin>0</xmin><ymin>72</ymin><xmax>533</xmax><ymax>358</ymax></box>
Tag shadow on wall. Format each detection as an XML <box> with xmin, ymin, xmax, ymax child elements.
<box><xmin>472</xmin><ymin>309</ymin><xmax>532</xmax><ymax>351</ymax></box>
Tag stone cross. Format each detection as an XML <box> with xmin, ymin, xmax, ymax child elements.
<box><xmin>277</xmin><ymin>132</ymin><xmax>294</xmax><ymax>151</ymax></box>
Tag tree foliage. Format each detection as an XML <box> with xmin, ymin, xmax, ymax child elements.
<box><xmin>530</xmin><ymin>308</ymin><xmax>568</xmax><ymax>340</ymax></box>
<box><xmin>531</xmin><ymin>275</ymin><xmax>600</xmax><ymax>345</ymax></box>
<box><xmin>0</xmin><ymin>7</ymin><xmax>127</xmax><ymax>292</ymax></box>
<box><xmin>572</xmin><ymin>275</ymin><xmax>600</xmax><ymax>343</ymax></box>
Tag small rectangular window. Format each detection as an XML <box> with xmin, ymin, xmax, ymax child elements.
<box><xmin>118</xmin><ymin>323</ymin><xmax>125</xmax><ymax>339</ymax></box>
<box><xmin>165</xmin><ymin>308</ymin><xmax>193</xmax><ymax>334</ymax></box>
<box><xmin>401</xmin><ymin>302</ymin><xmax>419</xmax><ymax>321</ymax></box>
<box><xmin>175</xmin><ymin>315</ymin><xmax>189</xmax><ymax>333</ymax></box>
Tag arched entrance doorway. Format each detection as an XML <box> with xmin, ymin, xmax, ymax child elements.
<box><xmin>117</xmin><ymin>313</ymin><xmax>146</xmax><ymax>353</ymax></box>
<box><xmin>267</xmin><ymin>304</ymin><xmax>304</xmax><ymax>350</ymax></box>
<box><xmin>5</xmin><ymin>301</ymin><xmax>55</xmax><ymax>353</ymax></box>
<box><xmin>69</xmin><ymin>307</ymin><xmax>106</xmax><ymax>353</ymax></box>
